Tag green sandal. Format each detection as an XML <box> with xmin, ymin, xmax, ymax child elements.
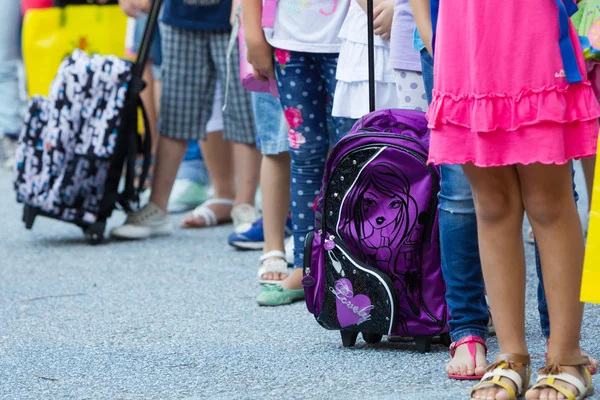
<box><xmin>257</xmin><ymin>284</ymin><xmax>305</xmax><ymax>306</ymax></box>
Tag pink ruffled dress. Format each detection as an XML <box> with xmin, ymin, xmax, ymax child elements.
<box><xmin>427</xmin><ymin>0</ymin><xmax>600</xmax><ymax>167</ymax></box>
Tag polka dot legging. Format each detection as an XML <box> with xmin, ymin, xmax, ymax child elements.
<box><xmin>274</xmin><ymin>50</ymin><xmax>357</xmax><ymax>268</ymax></box>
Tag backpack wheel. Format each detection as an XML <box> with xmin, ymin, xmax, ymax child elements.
<box><xmin>84</xmin><ymin>221</ymin><xmax>106</xmax><ymax>245</ymax></box>
<box><xmin>23</xmin><ymin>205</ymin><xmax>37</xmax><ymax>229</ymax></box>
<box><xmin>340</xmin><ymin>331</ymin><xmax>359</xmax><ymax>348</ymax></box>
<box><xmin>362</xmin><ymin>332</ymin><xmax>383</xmax><ymax>344</ymax></box>
<box><xmin>415</xmin><ymin>336</ymin><xmax>432</xmax><ymax>354</ymax></box>
<box><xmin>439</xmin><ymin>333</ymin><xmax>452</xmax><ymax>347</ymax></box>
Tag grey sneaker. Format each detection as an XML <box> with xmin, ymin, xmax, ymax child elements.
<box><xmin>111</xmin><ymin>203</ymin><xmax>172</xmax><ymax>240</ymax></box>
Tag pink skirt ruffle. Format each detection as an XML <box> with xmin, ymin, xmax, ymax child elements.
<box><xmin>427</xmin><ymin>82</ymin><xmax>600</xmax><ymax>133</ymax></box>
<box><xmin>428</xmin><ymin>119</ymin><xmax>599</xmax><ymax>167</ymax></box>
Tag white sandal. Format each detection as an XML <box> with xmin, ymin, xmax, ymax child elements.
<box><xmin>530</xmin><ymin>356</ymin><xmax>594</xmax><ymax>400</ymax></box>
<box><xmin>471</xmin><ymin>354</ymin><xmax>531</xmax><ymax>400</ymax></box>
<box><xmin>181</xmin><ymin>199</ymin><xmax>234</xmax><ymax>228</ymax></box>
<box><xmin>258</xmin><ymin>250</ymin><xmax>288</xmax><ymax>285</ymax></box>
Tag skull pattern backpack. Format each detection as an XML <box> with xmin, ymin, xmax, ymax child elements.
<box><xmin>301</xmin><ymin>0</ymin><xmax>449</xmax><ymax>353</ymax></box>
<box><xmin>13</xmin><ymin>0</ymin><xmax>163</xmax><ymax>244</ymax></box>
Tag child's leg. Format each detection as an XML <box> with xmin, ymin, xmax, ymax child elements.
<box><xmin>421</xmin><ymin>48</ymin><xmax>489</xmax><ymax>378</ymax></box>
<box><xmin>581</xmin><ymin>156</ymin><xmax>596</xmax><ymax>213</ymax></box>
<box><xmin>462</xmin><ymin>164</ymin><xmax>529</xmax><ymax>400</ymax></box>
<box><xmin>212</xmin><ymin>31</ymin><xmax>261</xmax><ymax>222</ymax></box>
<box><xmin>252</xmin><ymin>92</ymin><xmax>291</xmax><ymax>281</ymax></box>
<box><xmin>520</xmin><ymin>163</ymin><xmax>586</xmax><ymax>399</ymax></box>
<box><xmin>141</xmin><ymin>62</ymin><xmax>158</xmax><ymax>154</ymax></box>
<box><xmin>439</xmin><ymin>165</ymin><xmax>489</xmax><ymax>377</ymax></box>
<box><xmin>151</xmin><ymin>26</ymin><xmax>216</xmax><ymax>212</ymax></box>
<box><xmin>276</xmin><ymin>51</ymin><xmax>330</xmax><ymax>290</ymax></box>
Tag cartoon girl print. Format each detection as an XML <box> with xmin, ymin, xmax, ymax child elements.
<box><xmin>338</xmin><ymin>157</ymin><xmax>417</xmax><ymax>273</ymax></box>
<box><xmin>336</xmin><ymin>148</ymin><xmax>432</xmax><ymax>329</ymax></box>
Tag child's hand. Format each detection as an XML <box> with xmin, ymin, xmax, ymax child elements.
<box><xmin>247</xmin><ymin>37</ymin><xmax>275</xmax><ymax>81</ymax></box>
<box><xmin>118</xmin><ymin>0</ymin><xmax>150</xmax><ymax>17</ymax></box>
<box><xmin>373</xmin><ymin>0</ymin><xmax>394</xmax><ymax>41</ymax></box>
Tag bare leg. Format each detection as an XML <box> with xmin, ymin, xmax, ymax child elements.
<box><xmin>232</xmin><ymin>142</ymin><xmax>262</xmax><ymax>207</ymax></box>
<box><xmin>153</xmin><ymin>77</ymin><xmax>162</xmax><ymax>118</ymax></box>
<box><xmin>462</xmin><ymin>164</ymin><xmax>528</xmax><ymax>400</ymax></box>
<box><xmin>521</xmin><ymin>163</ymin><xmax>585</xmax><ymax>400</ymax></box>
<box><xmin>260</xmin><ymin>152</ymin><xmax>291</xmax><ymax>281</ymax></box>
<box><xmin>140</xmin><ymin>62</ymin><xmax>158</xmax><ymax>155</ymax></box>
<box><xmin>148</xmin><ymin>136</ymin><xmax>188</xmax><ymax>211</ymax></box>
<box><xmin>581</xmin><ymin>156</ymin><xmax>596</xmax><ymax>213</ymax></box>
<box><xmin>181</xmin><ymin>132</ymin><xmax>235</xmax><ymax>227</ymax></box>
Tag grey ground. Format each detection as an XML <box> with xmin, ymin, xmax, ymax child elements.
<box><xmin>1</xmin><ymin>162</ymin><xmax>599</xmax><ymax>400</ymax></box>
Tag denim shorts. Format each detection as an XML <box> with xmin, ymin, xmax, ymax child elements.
<box><xmin>251</xmin><ymin>91</ymin><xmax>288</xmax><ymax>155</ymax></box>
<box><xmin>133</xmin><ymin>13</ymin><xmax>162</xmax><ymax>78</ymax></box>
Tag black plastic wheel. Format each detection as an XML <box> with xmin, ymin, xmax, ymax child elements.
<box><xmin>362</xmin><ymin>332</ymin><xmax>383</xmax><ymax>344</ymax></box>
<box><xmin>23</xmin><ymin>205</ymin><xmax>37</xmax><ymax>230</ymax></box>
<box><xmin>439</xmin><ymin>333</ymin><xmax>452</xmax><ymax>347</ymax></box>
<box><xmin>414</xmin><ymin>336</ymin><xmax>432</xmax><ymax>354</ymax></box>
<box><xmin>84</xmin><ymin>221</ymin><xmax>106</xmax><ymax>245</ymax></box>
<box><xmin>340</xmin><ymin>331</ymin><xmax>359</xmax><ymax>348</ymax></box>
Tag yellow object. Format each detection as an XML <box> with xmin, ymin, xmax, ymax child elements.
<box><xmin>582</xmin><ymin>148</ymin><xmax>600</xmax><ymax>304</ymax></box>
<box><xmin>22</xmin><ymin>5</ymin><xmax>127</xmax><ymax>97</ymax></box>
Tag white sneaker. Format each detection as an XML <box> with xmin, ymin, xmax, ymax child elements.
<box><xmin>2</xmin><ymin>136</ymin><xmax>18</xmax><ymax>170</ymax></box>
<box><xmin>167</xmin><ymin>179</ymin><xmax>208</xmax><ymax>213</ymax></box>
<box><xmin>111</xmin><ymin>203</ymin><xmax>173</xmax><ymax>240</ymax></box>
<box><xmin>231</xmin><ymin>204</ymin><xmax>260</xmax><ymax>233</ymax></box>
<box><xmin>285</xmin><ymin>236</ymin><xmax>294</xmax><ymax>266</ymax></box>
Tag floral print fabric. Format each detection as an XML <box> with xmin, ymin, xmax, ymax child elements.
<box><xmin>14</xmin><ymin>50</ymin><xmax>133</xmax><ymax>224</ymax></box>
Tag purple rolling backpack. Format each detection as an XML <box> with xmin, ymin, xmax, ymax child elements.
<box><xmin>302</xmin><ymin>110</ymin><xmax>449</xmax><ymax>352</ymax></box>
<box><xmin>300</xmin><ymin>0</ymin><xmax>448</xmax><ymax>353</ymax></box>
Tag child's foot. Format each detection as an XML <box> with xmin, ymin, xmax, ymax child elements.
<box><xmin>111</xmin><ymin>203</ymin><xmax>172</xmax><ymax>240</ymax></box>
<box><xmin>526</xmin><ymin>357</ymin><xmax>593</xmax><ymax>400</ymax></box>
<box><xmin>256</xmin><ymin>268</ymin><xmax>304</xmax><ymax>306</ymax></box>
<box><xmin>167</xmin><ymin>179</ymin><xmax>207</xmax><ymax>213</ymax></box>
<box><xmin>181</xmin><ymin>199</ymin><xmax>234</xmax><ymax>228</ymax></box>
<box><xmin>258</xmin><ymin>251</ymin><xmax>289</xmax><ymax>284</ymax></box>
<box><xmin>447</xmin><ymin>335</ymin><xmax>488</xmax><ymax>379</ymax></box>
<box><xmin>583</xmin><ymin>351</ymin><xmax>598</xmax><ymax>374</ymax></box>
<box><xmin>471</xmin><ymin>354</ymin><xmax>530</xmax><ymax>400</ymax></box>
<box><xmin>231</xmin><ymin>204</ymin><xmax>260</xmax><ymax>233</ymax></box>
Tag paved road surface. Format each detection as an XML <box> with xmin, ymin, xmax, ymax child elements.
<box><xmin>1</xmin><ymin>164</ymin><xmax>599</xmax><ymax>400</ymax></box>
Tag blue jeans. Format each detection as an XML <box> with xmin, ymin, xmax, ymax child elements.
<box><xmin>0</xmin><ymin>0</ymin><xmax>24</xmax><ymax>137</ymax></box>
<box><xmin>421</xmin><ymin>49</ymin><xmax>557</xmax><ymax>342</ymax></box>
<box><xmin>274</xmin><ymin>50</ymin><xmax>356</xmax><ymax>267</ymax></box>
<box><xmin>176</xmin><ymin>141</ymin><xmax>210</xmax><ymax>186</ymax></box>
<box><xmin>251</xmin><ymin>91</ymin><xmax>288</xmax><ymax>155</ymax></box>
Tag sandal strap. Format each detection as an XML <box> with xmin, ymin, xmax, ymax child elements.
<box><xmin>495</xmin><ymin>353</ymin><xmax>531</xmax><ymax>365</ymax></box>
<box><xmin>204</xmin><ymin>198</ymin><xmax>235</xmax><ymax>207</ymax></box>
<box><xmin>190</xmin><ymin>199</ymin><xmax>235</xmax><ymax>226</ymax></box>
<box><xmin>191</xmin><ymin>206</ymin><xmax>218</xmax><ymax>226</ymax></box>
<box><xmin>472</xmin><ymin>367</ymin><xmax>523</xmax><ymax>399</ymax></box>
<box><xmin>260</xmin><ymin>251</ymin><xmax>287</xmax><ymax>262</ymax></box>
<box><xmin>471</xmin><ymin>354</ymin><xmax>532</xmax><ymax>399</ymax></box>
<box><xmin>258</xmin><ymin>258</ymin><xmax>288</xmax><ymax>279</ymax></box>
<box><xmin>546</xmin><ymin>355</ymin><xmax>590</xmax><ymax>367</ymax></box>
<box><xmin>532</xmin><ymin>372</ymin><xmax>590</xmax><ymax>400</ymax></box>
<box><xmin>449</xmin><ymin>335</ymin><xmax>488</xmax><ymax>369</ymax></box>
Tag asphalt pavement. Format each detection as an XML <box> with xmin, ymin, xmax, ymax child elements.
<box><xmin>1</xmin><ymin>163</ymin><xmax>599</xmax><ymax>400</ymax></box>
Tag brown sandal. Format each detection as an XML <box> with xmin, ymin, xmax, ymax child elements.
<box><xmin>530</xmin><ymin>355</ymin><xmax>594</xmax><ymax>400</ymax></box>
<box><xmin>470</xmin><ymin>353</ymin><xmax>531</xmax><ymax>400</ymax></box>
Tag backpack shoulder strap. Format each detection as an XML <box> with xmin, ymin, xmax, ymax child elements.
<box><xmin>556</xmin><ymin>0</ymin><xmax>583</xmax><ymax>83</ymax></box>
<box><xmin>262</xmin><ymin>0</ymin><xmax>277</xmax><ymax>27</ymax></box>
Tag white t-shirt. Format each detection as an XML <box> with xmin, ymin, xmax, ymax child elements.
<box><xmin>264</xmin><ymin>0</ymin><xmax>350</xmax><ymax>53</ymax></box>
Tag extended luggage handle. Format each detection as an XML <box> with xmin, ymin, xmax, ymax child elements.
<box><xmin>367</xmin><ymin>0</ymin><xmax>375</xmax><ymax>113</ymax></box>
<box><xmin>132</xmin><ymin>0</ymin><xmax>163</xmax><ymax>81</ymax></box>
